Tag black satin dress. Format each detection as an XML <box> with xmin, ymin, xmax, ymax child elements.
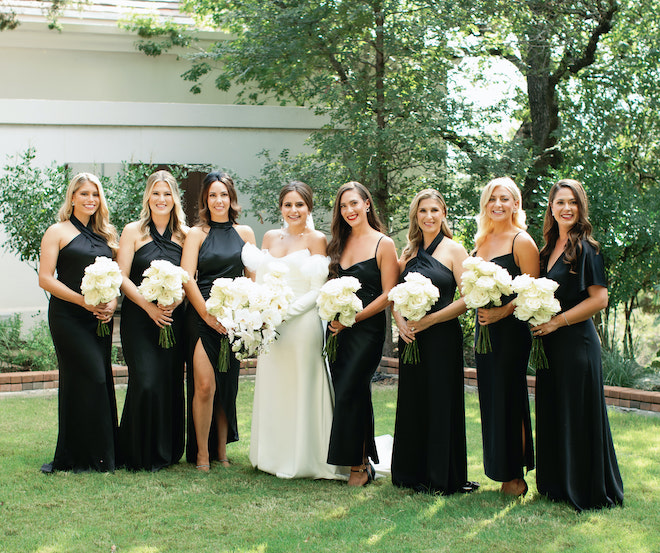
<box><xmin>43</xmin><ymin>215</ymin><xmax>118</xmax><ymax>473</ymax></box>
<box><xmin>327</xmin><ymin>237</ymin><xmax>385</xmax><ymax>466</ymax></box>
<box><xmin>118</xmin><ymin>223</ymin><xmax>185</xmax><ymax>471</ymax></box>
<box><xmin>475</xmin><ymin>234</ymin><xmax>534</xmax><ymax>482</ymax></box>
<box><xmin>392</xmin><ymin>234</ymin><xmax>468</xmax><ymax>494</ymax></box>
<box><xmin>537</xmin><ymin>241</ymin><xmax>623</xmax><ymax>511</ymax></box>
<box><xmin>185</xmin><ymin>221</ymin><xmax>245</xmax><ymax>464</ymax></box>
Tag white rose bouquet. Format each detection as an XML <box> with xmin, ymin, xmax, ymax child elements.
<box><xmin>206</xmin><ymin>274</ymin><xmax>293</xmax><ymax>372</ymax></box>
<box><xmin>316</xmin><ymin>276</ymin><xmax>363</xmax><ymax>363</ymax></box>
<box><xmin>388</xmin><ymin>272</ymin><xmax>440</xmax><ymax>364</ymax></box>
<box><xmin>80</xmin><ymin>256</ymin><xmax>123</xmax><ymax>337</ymax></box>
<box><xmin>461</xmin><ymin>256</ymin><xmax>514</xmax><ymax>353</ymax></box>
<box><xmin>511</xmin><ymin>274</ymin><xmax>561</xmax><ymax>370</ymax></box>
<box><xmin>137</xmin><ymin>259</ymin><xmax>190</xmax><ymax>348</ymax></box>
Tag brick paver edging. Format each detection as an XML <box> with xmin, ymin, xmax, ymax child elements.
<box><xmin>377</xmin><ymin>357</ymin><xmax>660</xmax><ymax>413</ymax></box>
<box><xmin>2</xmin><ymin>357</ymin><xmax>659</xmax><ymax>414</ymax></box>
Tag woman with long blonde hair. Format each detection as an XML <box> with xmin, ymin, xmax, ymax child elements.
<box><xmin>116</xmin><ymin>170</ymin><xmax>188</xmax><ymax>471</ymax></box>
<box><xmin>473</xmin><ymin>177</ymin><xmax>539</xmax><ymax>497</ymax></box>
<box><xmin>391</xmin><ymin>189</ymin><xmax>477</xmax><ymax>494</ymax></box>
<box><xmin>38</xmin><ymin>172</ymin><xmax>119</xmax><ymax>473</ymax></box>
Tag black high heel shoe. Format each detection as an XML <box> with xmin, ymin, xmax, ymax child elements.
<box><xmin>349</xmin><ymin>462</ymin><xmax>374</xmax><ymax>487</ymax></box>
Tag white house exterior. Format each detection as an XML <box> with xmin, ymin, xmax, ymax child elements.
<box><xmin>0</xmin><ymin>0</ymin><xmax>327</xmax><ymax>318</ymax></box>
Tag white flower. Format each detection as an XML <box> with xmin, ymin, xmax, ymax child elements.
<box><xmin>81</xmin><ymin>256</ymin><xmax>122</xmax><ymax>306</ymax></box>
<box><xmin>461</xmin><ymin>257</ymin><xmax>513</xmax><ymax>309</ymax></box>
<box><xmin>511</xmin><ymin>275</ymin><xmax>561</xmax><ymax>324</ymax></box>
<box><xmin>137</xmin><ymin>259</ymin><xmax>189</xmax><ymax>308</ymax></box>
<box><xmin>388</xmin><ymin>272</ymin><xmax>439</xmax><ymax>322</ymax></box>
<box><xmin>317</xmin><ymin>276</ymin><xmax>363</xmax><ymax>326</ymax></box>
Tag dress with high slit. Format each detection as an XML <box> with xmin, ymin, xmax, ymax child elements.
<box><xmin>118</xmin><ymin>223</ymin><xmax>185</xmax><ymax>471</ymax></box>
<box><xmin>475</xmin><ymin>234</ymin><xmax>534</xmax><ymax>482</ymax></box>
<box><xmin>43</xmin><ymin>215</ymin><xmax>118</xmax><ymax>473</ymax></box>
<box><xmin>185</xmin><ymin>221</ymin><xmax>245</xmax><ymax>463</ymax></box>
<box><xmin>245</xmin><ymin>245</ymin><xmax>345</xmax><ymax>479</ymax></box>
<box><xmin>327</xmin><ymin>238</ymin><xmax>385</xmax><ymax>467</ymax></box>
<box><xmin>536</xmin><ymin>240</ymin><xmax>623</xmax><ymax>511</ymax></box>
<box><xmin>392</xmin><ymin>233</ymin><xmax>468</xmax><ymax>494</ymax></box>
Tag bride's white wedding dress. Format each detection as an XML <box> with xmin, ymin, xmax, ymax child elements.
<box><xmin>243</xmin><ymin>244</ymin><xmax>346</xmax><ymax>480</ymax></box>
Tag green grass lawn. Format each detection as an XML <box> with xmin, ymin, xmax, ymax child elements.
<box><xmin>0</xmin><ymin>381</ymin><xmax>658</xmax><ymax>553</ymax></box>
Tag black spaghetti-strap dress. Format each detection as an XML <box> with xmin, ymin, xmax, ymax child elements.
<box><xmin>43</xmin><ymin>215</ymin><xmax>118</xmax><ymax>473</ymax></box>
<box><xmin>118</xmin><ymin>223</ymin><xmax>185</xmax><ymax>471</ymax></box>
<box><xmin>475</xmin><ymin>235</ymin><xmax>534</xmax><ymax>482</ymax></box>
<box><xmin>327</xmin><ymin>237</ymin><xmax>385</xmax><ymax>467</ymax></box>
<box><xmin>536</xmin><ymin>241</ymin><xmax>623</xmax><ymax>511</ymax></box>
<box><xmin>185</xmin><ymin>221</ymin><xmax>245</xmax><ymax>464</ymax></box>
<box><xmin>392</xmin><ymin>234</ymin><xmax>468</xmax><ymax>494</ymax></box>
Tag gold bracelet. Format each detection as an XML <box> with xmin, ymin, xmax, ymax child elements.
<box><xmin>563</xmin><ymin>313</ymin><xmax>570</xmax><ymax>327</ymax></box>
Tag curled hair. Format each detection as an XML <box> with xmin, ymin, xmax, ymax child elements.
<box><xmin>540</xmin><ymin>179</ymin><xmax>599</xmax><ymax>273</ymax></box>
<box><xmin>197</xmin><ymin>171</ymin><xmax>241</xmax><ymax>226</ymax></box>
<box><xmin>327</xmin><ymin>181</ymin><xmax>385</xmax><ymax>278</ymax></box>
<box><xmin>138</xmin><ymin>170</ymin><xmax>187</xmax><ymax>242</ymax></box>
<box><xmin>278</xmin><ymin>180</ymin><xmax>313</xmax><ymax>211</ymax></box>
<box><xmin>401</xmin><ymin>189</ymin><xmax>452</xmax><ymax>260</ymax></box>
<box><xmin>58</xmin><ymin>172</ymin><xmax>118</xmax><ymax>252</ymax></box>
<box><xmin>474</xmin><ymin>177</ymin><xmax>527</xmax><ymax>251</ymax></box>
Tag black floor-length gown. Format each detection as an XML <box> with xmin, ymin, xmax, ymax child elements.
<box><xmin>392</xmin><ymin>234</ymin><xmax>468</xmax><ymax>494</ymax></box>
<box><xmin>118</xmin><ymin>223</ymin><xmax>185</xmax><ymax>471</ymax></box>
<box><xmin>43</xmin><ymin>215</ymin><xmax>118</xmax><ymax>473</ymax></box>
<box><xmin>185</xmin><ymin>221</ymin><xmax>245</xmax><ymax>464</ymax></box>
<box><xmin>327</xmin><ymin>237</ymin><xmax>385</xmax><ymax>467</ymax></box>
<box><xmin>537</xmin><ymin>241</ymin><xmax>623</xmax><ymax>511</ymax></box>
<box><xmin>475</xmin><ymin>234</ymin><xmax>535</xmax><ymax>482</ymax></box>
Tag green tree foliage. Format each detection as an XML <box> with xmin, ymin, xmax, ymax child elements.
<box><xmin>161</xmin><ymin>0</ymin><xmax>502</xmax><ymax>231</ymax></box>
<box><xmin>551</xmin><ymin>0</ymin><xmax>660</xmax><ymax>353</ymax></box>
<box><xmin>0</xmin><ymin>148</ymin><xmax>70</xmax><ymax>272</ymax></box>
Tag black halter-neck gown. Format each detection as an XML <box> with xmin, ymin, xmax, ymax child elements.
<box><xmin>118</xmin><ymin>223</ymin><xmax>185</xmax><ymax>471</ymax></box>
<box><xmin>43</xmin><ymin>215</ymin><xmax>118</xmax><ymax>473</ymax></box>
<box><xmin>392</xmin><ymin>234</ymin><xmax>468</xmax><ymax>494</ymax></box>
<box><xmin>475</xmin><ymin>236</ymin><xmax>535</xmax><ymax>482</ymax></box>
<box><xmin>537</xmin><ymin>241</ymin><xmax>623</xmax><ymax>511</ymax></box>
<box><xmin>327</xmin><ymin>238</ymin><xmax>385</xmax><ymax>466</ymax></box>
<box><xmin>185</xmin><ymin>221</ymin><xmax>245</xmax><ymax>464</ymax></box>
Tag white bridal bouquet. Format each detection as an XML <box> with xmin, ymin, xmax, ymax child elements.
<box><xmin>461</xmin><ymin>256</ymin><xmax>514</xmax><ymax>353</ymax></box>
<box><xmin>388</xmin><ymin>272</ymin><xmax>440</xmax><ymax>364</ymax></box>
<box><xmin>511</xmin><ymin>274</ymin><xmax>561</xmax><ymax>370</ymax></box>
<box><xmin>205</xmin><ymin>273</ymin><xmax>293</xmax><ymax>372</ymax></box>
<box><xmin>137</xmin><ymin>259</ymin><xmax>190</xmax><ymax>348</ymax></box>
<box><xmin>80</xmin><ymin>256</ymin><xmax>123</xmax><ymax>337</ymax></box>
<box><xmin>316</xmin><ymin>276</ymin><xmax>363</xmax><ymax>363</ymax></box>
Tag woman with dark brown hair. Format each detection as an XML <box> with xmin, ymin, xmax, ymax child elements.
<box><xmin>532</xmin><ymin>179</ymin><xmax>623</xmax><ymax>511</ymax></box>
<box><xmin>246</xmin><ymin>181</ymin><xmax>343</xmax><ymax>480</ymax></box>
<box><xmin>325</xmin><ymin>181</ymin><xmax>399</xmax><ymax>486</ymax></box>
<box><xmin>181</xmin><ymin>171</ymin><xmax>256</xmax><ymax>471</ymax></box>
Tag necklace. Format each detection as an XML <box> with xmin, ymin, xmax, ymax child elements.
<box><xmin>280</xmin><ymin>229</ymin><xmax>305</xmax><ymax>240</ymax></box>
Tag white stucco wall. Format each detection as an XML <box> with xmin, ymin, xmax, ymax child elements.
<box><xmin>0</xmin><ymin>12</ymin><xmax>329</xmax><ymax>317</ymax></box>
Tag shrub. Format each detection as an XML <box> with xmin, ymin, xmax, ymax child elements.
<box><xmin>0</xmin><ymin>314</ymin><xmax>57</xmax><ymax>372</ymax></box>
<box><xmin>601</xmin><ymin>346</ymin><xmax>648</xmax><ymax>388</ymax></box>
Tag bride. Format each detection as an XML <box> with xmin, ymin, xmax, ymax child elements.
<box><xmin>243</xmin><ymin>181</ymin><xmax>346</xmax><ymax>480</ymax></box>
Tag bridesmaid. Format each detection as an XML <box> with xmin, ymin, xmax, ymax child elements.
<box><xmin>117</xmin><ymin>170</ymin><xmax>188</xmax><ymax>471</ymax></box>
<box><xmin>181</xmin><ymin>171</ymin><xmax>256</xmax><ymax>471</ymax></box>
<box><xmin>532</xmin><ymin>179</ymin><xmax>624</xmax><ymax>511</ymax></box>
<box><xmin>391</xmin><ymin>189</ymin><xmax>477</xmax><ymax>495</ymax></box>
<box><xmin>474</xmin><ymin>177</ymin><xmax>539</xmax><ymax>497</ymax></box>
<box><xmin>326</xmin><ymin>181</ymin><xmax>399</xmax><ymax>486</ymax></box>
<box><xmin>38</xmin><ymin>173</ymin><xmax>119</xmax><ymax>473</ymax></box>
